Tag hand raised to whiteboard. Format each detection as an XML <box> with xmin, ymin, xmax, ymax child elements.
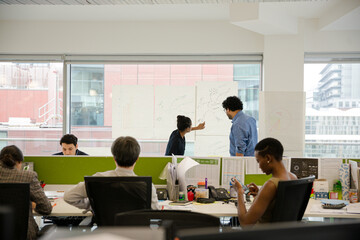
<box><xmin>191</xmin><ymin>121</ymin><xmax>205</xmax><ymax>131</ymax></box>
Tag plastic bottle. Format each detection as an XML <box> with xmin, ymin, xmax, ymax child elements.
<box><xmin>229</xmin><ymin>181</ymin><xmax>237</xmax><ymax>198</ymax></box>
<box><xmin>179</xmin><ymin>191</ymin><xmax>185</xmax><ymax>201</ymax></box>
<box><xmin>333</xmin><ymin>180</ymin><xmax>342</xmax><ymax>200</ymax></box>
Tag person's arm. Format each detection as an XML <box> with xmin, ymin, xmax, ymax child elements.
<box><xmin>63</xmin><ymin>182</ymin><xmax>91</xmax><ymax>210</ymax></box>
<box><xmin>30</xmin><ymin>172</ymin><xmax>52</xmax><ymax>215</ymax></box>
<box><xmin>151</xmin><ymin>184</ymin><xmax>160</xmax><ymax>210</ymax></box>
<box><xmin>233</xmin><ymin>179</ymin><xmax>276</xmax><ymax>225</ymax></box>
<box><xmin>191</xmin><ymin>122</ymin><xmax>205</xmax><ymax>131</ymax></box>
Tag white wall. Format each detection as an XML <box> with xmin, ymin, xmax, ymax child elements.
<box><xmin>0</xmin><ymin>20</ymin><xmax>263</xmax><ymax>54</ymax></box>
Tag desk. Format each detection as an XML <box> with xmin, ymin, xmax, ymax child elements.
<box><xmin>41</xmin><ymin>185</ymin><xmax>360</xmax><ymax>219</ymax></box>
<box><xmin>304</xmin><ymin>199</ymin><xmax>360</xmax><ymax>219</ymax></box>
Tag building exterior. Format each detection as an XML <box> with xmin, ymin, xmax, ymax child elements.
<box><xmin>305</xmin><ymin>64</ymin><xmax>360</xmax><ymax>158</ymax></box>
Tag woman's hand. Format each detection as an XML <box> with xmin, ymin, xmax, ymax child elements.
<box><xmin>196</xmin><ymin>122</ymin><xmax>205</xmax><ymax>130</ymax></box>
<box><xmin>231</xmin><ymin>178</ymin><xmax>244</xmax><ymax>195</ymax></box>
<box><xmin>247</xmin><ymin>182</ymin><xmax>259</xmax><ymax>196</ymax></box>
<box><xmin>191</xmin><ymin>122</ymin><xmax>206</xmax><ymax>131</ymax></box>
<box><xmin>32</xmin><ymin>202</ymin><xmax>36</xmax><ymax>210</ymax></box>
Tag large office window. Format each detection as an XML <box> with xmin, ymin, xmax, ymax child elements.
<box><xmin>69</xmin><ymin>62</ymin><xmax>261</xmax><ymax>156</ymax></box>
<box><xmin>304</xmin><ymin>54</ymin><xmax>360</xmax><ymax>158</ymax></box>
<box><xmin>0</xmin><ymin>61</ymin><xmax>63</xmax><ymax>155</ymax></box>
<box><xmin>0</xmin><ymin>55</ymin><xmax>261</xmax><ymax>156</ymax></box>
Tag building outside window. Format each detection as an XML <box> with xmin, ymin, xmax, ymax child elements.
<box><xmin>304</xmin><ymin>63</ymin><xmax>360</xmax><ymax>158</ymax></box>
<box><xmin>0</xmin><ymin>62</ymin><xmax>63</xmax><ymax>155</ymax></box>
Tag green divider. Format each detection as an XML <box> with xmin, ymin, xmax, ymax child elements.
<box><xmin>24</xmin><ymin>156</ymin><xmax>116</xmax><ymax>184</ymax></box>
<box><xmin>134</xmin><ymin>157</ymin><xmax>172</xmax><ymax>185</ymax></box>
<box><xmin>24</xmin><ymin>155</ymin><xmax>271</xmax><ymax>186</ymax></box>
<box><xmin>245</xmin><ymin>174</ymin><xmax>272</xmax><ymax>186</ymax></box>
<box><xmin>24</xmin><ymin>156</ymin><xmax>172</xmax><ymax>185</ymax></box>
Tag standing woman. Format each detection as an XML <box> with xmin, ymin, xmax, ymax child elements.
<box><xmin>0</xmin><ymin>145</ymin><xmax>52</xmax><ymax>240</ymax></box>
<box><xmin>231</xmin><ymin>138</ymin><xmax>297</xmax><ymax>225</ymax></box>
<box><xmin>165</xmin><ymin>115</ymin><xmax>205</xmax><ymax>156</ymax></box>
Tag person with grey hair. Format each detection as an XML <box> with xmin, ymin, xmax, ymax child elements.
<box><xmin>64</xmin><ymin>136</ymin><xmax>159</xmax><ymax>210</ymax></box>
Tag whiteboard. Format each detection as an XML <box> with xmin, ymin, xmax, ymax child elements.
<box><xmin>194</xmin><ymin>135</ymin><xmax>229</xmax><ymax>157</ymax></box>
<box><xmin>259</xmin><ymin>91</ymin><xmax>305</xmax><ymax>153</ymax></box>
<box><xmin>196</xmin><ymin>81</ymin><xmax>238</xmax><ymax>136</ymax></box>
<box><xmin>154</xmin><ymin>86</ymin><xmax>195</xmax><ymax>140</ymax></box>
<box><xmin>112</xmin><ymin>85</ymin><xmax>154</xmax><ymax>139</ymax></box>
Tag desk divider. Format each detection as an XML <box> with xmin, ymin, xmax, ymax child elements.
<box><xmin>26</xmin><ymin>156</ymin><xmax>340</xmax><ymax>187</ymax></box>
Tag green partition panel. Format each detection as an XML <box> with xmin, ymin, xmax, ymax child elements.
<box><xmin>134</xmin><ymin>157</ymin><xmax>172</xmax><ymax>185</ymax></box>
<box><xmin>24</xmin><ymin>155</ymin><xmax>270</xmax><ymax>186</ymax></box>
<box><xmin>245</xmin><ymin>174</ymin><xmax>272</xmax><ymax>186</ymax></box>
<box><xmin>24</xmin><ymin>156</ymin><xmax>116</xmax><ymax>184</ymax></box>
<box><xmin>24</xmin><ymin>156</ymin><xmax>172</xmax><ymax>185</ymax></box>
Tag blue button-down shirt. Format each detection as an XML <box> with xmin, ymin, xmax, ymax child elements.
<box><xmin>229</xmin><ymin>111</ymin><xmax>258</xmax><ymax>156</ymax></box>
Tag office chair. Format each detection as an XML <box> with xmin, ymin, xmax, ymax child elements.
<box><xmin>271</xmin><ymin>175</ymin><xmax>315</xmax><ymax>222</ymax></box>
<box><xmin>114</xmin><ymin>209</ymin><xmax>221</xmax><ymax>240</ymax></box>
<box><xmin>0</xmin><ymin>183</ymin><xmax>30</xmax><ymax>240</ymax></box>
<box><xmin>84</xmin><ymin>176</ymin><xmax>152</xmax><ymax>226</ymax></box>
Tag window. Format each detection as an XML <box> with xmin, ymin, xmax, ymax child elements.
<box><xmin>69</xmin><ymin>62</ymin><xmax>261</xmax><ymax>156</ymax></box>
<box><xmin>304</xmin><ymin>54</ymin><xmax>360</xmax><ymax>158</ymax></box>
<box><xmin>0</xmin><ymin>61</ymin><xmax>63</xmax><ymax>155</ymax></box>
<box><xmin>0</xmin><ymin>54</ymin><xmax>261</xmax><ymax>156</ymax></box>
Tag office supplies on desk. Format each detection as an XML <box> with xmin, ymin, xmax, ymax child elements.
<box><xmin>208</xmin><ymin>186</ymin><xmax>230</xmax><ymax>201</ymax></box>
<box><xmin>156</xmin><ymin>188</ymin><xmax>168</xmax><ymax>200</ymax></box>
<box><xmin>320</xmin><ymin>199</ymin><xmax>349</xmax><ymax>209</ymax></box>
<box><xmin>177</xmin><ymin>157</ymin><xmax>200</xmax><ymax>201</ymax></box>
<box><xmin>339</xmin><ymin>163</ymin><xmax>350</xmax><ymax>200</ymax></box>
<box><xmin>159</xmin><ymin>154</ymin><xmax>178</xmax><ymax>201</ymax></box>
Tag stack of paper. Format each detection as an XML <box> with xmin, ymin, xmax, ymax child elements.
<box><xmin>159</xmin><ymin>155</ymin><xmax>199</xmax><ymax>201</ymax></box>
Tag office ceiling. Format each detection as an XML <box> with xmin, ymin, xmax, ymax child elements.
<box><xmin>0</xmin><ymin>0</ymin><xmax>359</xmax><ymax>34</ymax></box>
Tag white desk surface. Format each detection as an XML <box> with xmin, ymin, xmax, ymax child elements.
<box><xmin>40</xmin><ymin>185</ymin><xmax>360</xmax><ymax>219</ymax></box>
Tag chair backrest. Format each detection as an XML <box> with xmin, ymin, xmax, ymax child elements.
<box><xmin>271</xmin><ymin>175</ymin><xmax>315</xmax><ymax>222</ymax></box>
<box><xmin>115</xmin><ymin>209</ymin><xmax>221</xmax><ymax>240</ymax></box>
<box><xmin>0</xmin><ymin>183</ymin><xmax>30</xmax><ymax>240</ymax></box>
<box><xmin>84</xmin><ymin>176</ymin><xmax>152</xmax><ymax>226</ymax></box>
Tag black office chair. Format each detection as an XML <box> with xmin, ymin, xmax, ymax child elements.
<box><xmin>115</xmin><ymin>209</ymin><xmax>221</xmax><ymax>240</ymax></box>
<box><xmin>84</xmin><ymin>176</ymin><xmax>152</xmax><ymax>226</ymax></box>
<box><xmin>0</xmin><ymin>183</ymin><xmax>30</xmax><ymax>240</ymax></box>
<box><xmin>271</xmin><ymin>175</ymin><xmax>315</xmax><ymax>222</ymax></box>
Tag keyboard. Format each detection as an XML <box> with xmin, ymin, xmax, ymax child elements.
<box><xmin>43</xmin><ymin>216</ymin><xmax>87</xmax><ymax>226</ymax></box>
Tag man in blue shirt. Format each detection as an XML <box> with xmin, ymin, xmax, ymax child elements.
<box><xmin>222</xmin><ymin>96</ymin><xmax>258</xmax><ymax>156</ymax></box>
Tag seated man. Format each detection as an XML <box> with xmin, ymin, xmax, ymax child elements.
<box><xmin>64</xmin><ymin>136</ymin><xmax>159</xmax><ymax>210</ymax></box>
<box><xmin>53</xmin><ymin>134</ymin><xmax>88</xmax><ymax>155</ymax></box>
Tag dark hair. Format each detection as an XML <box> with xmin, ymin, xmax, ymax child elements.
<box><xmin>111</xmin><ymin>136</ymin><xmax>140</xmax><ymax>167</ymax></box>
<box><xmin>255</xmin><ymin>138</ymin><xmax>284</xmax><ymax>161</ymax></box>
<box><xmin>0</xmin><ymin>145</ymin><xmax>24</xmax><ymax>168</ymax></box>
<box><xmin>60</xmin><ymin>134</ymin><xmax>78</xmax><ymax>146</ymax></box>
<box><xmin>177</xmin><ymin>115</ymin><xmax>192</xmax><ymax>132</ymax></box>
<box><xmin>222</xmin><ymin>96</ymin><xmax>243</xmax><ymax>111</ymax></box>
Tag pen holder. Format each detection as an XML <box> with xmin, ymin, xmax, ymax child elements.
<box><xmin>169</xmin><ymin>185</ymin><xmax>179</xmax><ymax>201</ymax></box>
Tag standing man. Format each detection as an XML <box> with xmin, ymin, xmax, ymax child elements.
<box><xmin>222</xmin><ymin>96</ymin><xmax>258</xmax><ymax>156</ymax></box>
<box><xmin>53</xmin><ymin>134</ymin><xmax>88</xmax><ymax>155</ymax></box>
